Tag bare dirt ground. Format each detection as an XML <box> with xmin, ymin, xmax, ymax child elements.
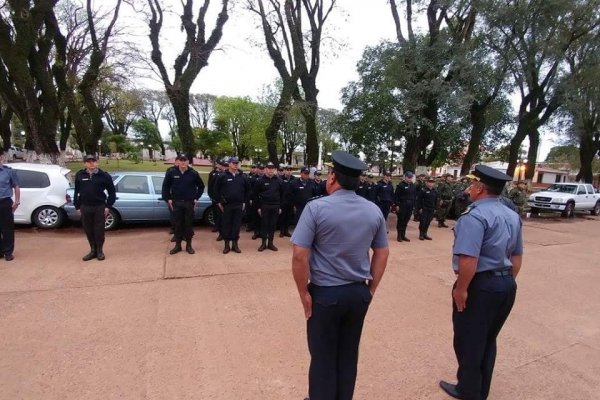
<box><xmin>1</xmin><ymin>213</ymin><xmax>599</xmax><ymax>400</ymax></box>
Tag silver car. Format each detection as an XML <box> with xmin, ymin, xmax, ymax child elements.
<box><xmin>63</xmin><ymin>172</ymin><xmax>215</xmax><ymax>230</ymax></box>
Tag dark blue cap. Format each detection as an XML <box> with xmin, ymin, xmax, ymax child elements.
<box><xmin>404</xmin><ymin>171</ymin><xmax>414</xmax><ymax>178</ymax></box>
<box><xmin>467</xmin><ymin>165</ymin><xmax>512</xmax><ymax>188</ymax></box>
<box><xmin>300</xmin><ymin>167</ymin><xmax>309</xmax><ymax>173</ymax></box>
<box><xmin>266</xmin><ymin>162</ymin><xmax>275</xmax><ymax>168</ymax></box>
<box><xmin>327</xmin><ymin>150</ymin><xmax>367</xmax><ymax>177</ymax></box>
<box><xmin>230</xmin><ymin>156</ymin><xmax>239</xmax><ymax>163</ymax></box>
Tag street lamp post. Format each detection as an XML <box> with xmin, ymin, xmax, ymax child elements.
<box><xmin>140</xmin><ymin>142</ymin><xmax>144</xmax><ymax>163</ymax></box>
<box><xmin>97</xmin><ymin>139</ymin><xmax>102</xmax><ymax>161</ymax></box>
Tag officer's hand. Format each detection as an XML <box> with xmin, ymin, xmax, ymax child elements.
<box><xmin>301</xmin><ymin>292</ymin><xmax>313</xmax><ymax>320</ymax></box>
<box><xmin>104</xmin><ymin>208</ymin><xmax>110</xmax><ymax>217</ymax></box>
<box><xmin>168</xmin><ymin>200</ymin><xmax>173</xmax><ymax>210</ymax></box>
<box><xmin>278</xmin><ymin>208</ymin><xmax>282</xmax><ymax>215</ymax></box>
<box><xmin>12</xmin><ymin>202</ymin><xmax>19</xmax><ymax>213</ymax></box>
<box><xmin>242</xmin><ymin>203</ymin><xmax>246</xmax><ymax>212</ymax></box>
<box><xmin>453</xmin><ymin>288</ymin><xmax>468</xmax><ymax>312</ymax></box>
<box><xmin>218</xmin><ymin>203</ymin><xmax>224</xmax><ymax>212</ymax></box>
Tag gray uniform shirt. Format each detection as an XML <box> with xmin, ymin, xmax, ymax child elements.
<box><xmin>291</xmin><ymin>189</ymin><xmax>388</xmax><ymax>286</ymax></box>
<box><xmin>452</xmin><ymin>197</ymin><xmax>523</xmax><ymax>273</ymax></box>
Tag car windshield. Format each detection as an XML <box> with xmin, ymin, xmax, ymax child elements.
<box><xmin>546</xmin><ymin>184</ymin><xmax>576</xmax><ymax>193</ymax></box>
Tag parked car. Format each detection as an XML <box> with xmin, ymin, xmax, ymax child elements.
<box><xmin>10</xmin><ymin>162</ymin><xmax>71</xmax><ymax>228</ymax></box>
<box><xmin>8</xmin><ymin>146</ymin><xmax>26</xmax><ymax>160</ymax></box>
<box><xmin>528</xmin><ymin>183</ymin><xmax>600</xmax><ymax>217</ymax></box>
<box><xmin>63</xmin><ymin>171</ymin><xmax>215</xmax><ymax>230</ymax></box>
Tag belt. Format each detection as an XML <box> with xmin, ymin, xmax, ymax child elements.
<box><xmin>488</xmin><ymin>269</ymin><xmax>512</xmax><ymax>277</ymax></box>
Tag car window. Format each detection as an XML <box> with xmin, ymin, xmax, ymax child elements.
<box><xmin>547</xmin><ymin>184</ymin><xmax>576</xmax><ymax>193</ymax></box>
<box><xmin>151</xmin><ymin>176</ymin><xmax>164</xmax><ymax>195</ymax></box>
<box><xmin>576</xmin><ymin>186</ymin><xmax>587</xmax><ymax>195</ymax></box>
<box><xmin>585</xmin><ymin>185</ymin><xmax>594</xmax><ymax>194</ymax></box>
<box><xmin>14</xmin><ymin>169</ymin><xmax>50</xmax><ymax>188</ymax></box>
<box><xmin>115</xmin><ymin>175</ymin><xmax>150</xmax><ymax>194</ymax></box>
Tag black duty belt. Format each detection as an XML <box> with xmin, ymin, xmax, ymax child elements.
<box><xmin>488</xmin><ymin>269</ymin><xmax>512</xmax><ymax>277</ymax></box>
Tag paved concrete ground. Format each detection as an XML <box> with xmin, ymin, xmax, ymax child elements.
<box><xmin>1</xmin><ymin>214</ymin><xmax>599</xmax><ymax>399</ymax></box>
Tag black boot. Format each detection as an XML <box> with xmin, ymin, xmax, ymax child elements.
<box><xmin>170</xmin><ymin>235</ymin><xmax>176</xmax><ymax>242</ymax></box>
<box><xmin>252</xmin><ymin>233</ymin><xmax>259</xmax><ymax>240</ymax></box>
<box><xmin>279</xmin><ymin>231</ymin><xmax>285</xmax><ymax>238</ymax></box>
<box><xmin>267</xmin><ymin>239</ymin><xmax>278</xmax><ymax>251</ymax></box>
<box><xmin>396</xmin><ymin>230</ymin><xmax>403</xmax><ymax>242</ymax></box>
<box><xmin>96</xmin><ymin>242</ymin><xmax>105</xmax><ymax>261</ymax></box>
<box><xmin>185</xmin><ymin>240</ymin><xmax>195</xmax><ymax>254</ymax></box>
<box><xmin>423</xmin><ymin>230</ymin><xmax>433</xmax><ymax>240</ymax></box>
<box><xmin>258</xmin><ymin>239</ymin><xmax>267</xmax><ymax>252</ymax></box>
<box><xmin>82</xmin><ymin>243</ymin><xmax>96</xmax><ymax>261</ymax></box>
<box><xmin>401</xmin><ymin>229</ymin><xmax>410</xmax><ymax>242</ymax></box>
<box><xmin>232</xmin><ymin>240</ymin><xmax>242</xmax><ymax>253</ymax></box>
<box><xmin>439</xmin><ymin>221</ymin><xmax>449</xmax><ymax>228</ymax></box>
<box><xmin>216</xmin><ymin>233</ymin><xmax>223</xmax><ymax>241</ymax></box>
<box><xmin>419</xmin><ymin>231</ymin><xmax>425</xmax><ymax>241</ymax></box>
<box><xmin>170</xmin><ymin>241</ymin><xmax>182</xmax><ymax>255</ymax></box>
<box><xmin>223</xmin><ymin>241</ymin><xmax>231</xmax><ymax>254</ymax></box>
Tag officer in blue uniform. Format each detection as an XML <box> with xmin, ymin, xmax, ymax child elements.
<box><xmin>291</xmin><ymin>167</ymin><xmax>317</xmax><ymax>224</ymax></box>
<box><xmin>254</xmin><ymin>162</ymin><xmax>283</xmax><ymax>251</ymax></box>
<box><xmin>394</xmin><ymin>171</ymin><xmax>416</xmax><ymax>242</ymax></box>
<box><xmin>291</xmin><ymin>151</ymin><xmax>389</xmax><ymax>400</ymax></box>
<box><xmin>0</xmin><ymin>163</ymin><xmax>20</xmax><ymax>261</ymax></box>
<box><xmin>417</xmin><ymin>176</ymin><xmax>437</xmax><ymax>240</ymax></box>
<box><xmin>439</xmin><ymin>165</ymin><xmax>523</xmax><ymax>400</ymax></box>
<box><xmin>375</xmin><ymin>171</ymin><xmax>394</xmax><ymax>221</ymax></box>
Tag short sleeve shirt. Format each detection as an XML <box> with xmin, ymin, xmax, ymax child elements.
<box><xmin>452</xmin><ymin>197</ymin><xmax>523</xmax><ymax>273</ymax></box>
<box><xmin>0</xmin><ymin>165</ymin><xmax>19</xmax><ymax>199</ymax></box>
<box><xmin>291</xmin><ymin>189</ymin><xmax>388</xmax><ymax>286</ymax></box>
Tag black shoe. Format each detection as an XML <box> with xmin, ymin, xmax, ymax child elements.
<box><xmin>82</xmin><ymin>251</ymin><xmax>96</xmax><ymax>261</ymax></box>
<box><xmin>439</xmin><ymin>381</ymin><xmax>463</xmax><ymax>399</ymax></box>
<box><xmin>5</xmin><ymin>254</ymin><xmax>14</xmax><ymax>262</ymax></box>
<box><xmin>424</xmin><ymin>235</ymin><xmax>432</xmax><ymax>240</ymax></box>
<box><xmin>439</xmin><ymin>222</ymin><xmax>449</xmax><ymax>228</ymax></box>
<box><xmin>258</xmin><ymin>241</ymin><xmax>267</xmax><ymax>252</ymax></box>
<box><xmin>169</xmin><ymin>228</ymin><xmax>174</xmax><ymax>234</ymax></box>
<box><xmin>232</xmin><ymin>241</ymin><xmax>242</xmax><ymax>253</ymax></box>
<box><xmin>211</xmin><ymin>227</ymin><xmax>218</xmax><ymax>232</ymax></box>
<box><xmin>223</xmin><ymin>241</ymin><xmax>231</xmax><ymax>254</ymax></box>
<box><xmin>186</xmin><ymin>243</ymin><xmax>195</xmax><ymax>254</ymax></box>
<box><xmin>252</xmin><ymin>233</ymin><xmax>259</xmax><ymax>240</ymax></box>
<box><xmin>267</xmin><ymin>242</ymin><xmax>278</xmax><ymax>251</ymax></box>
<box><xmin>402</xmin><ymin>237</ymin><xmax>410</xmax><ymax>242</ymax></box>
<box><xmin>170</xmin><ymin>244</ymin><xmax>182</xmax><ymax>255</ymax></box>
<box><xmin>170</xmin><ymin>235</ymin><xmax>176</xmax><ymax>242</ymax></box>
<box><xmin>280</xmin><ymin>232</ymin><xmax>285</xmax><ymax>238</ymax></box>
<box><xmin>96</xmin><ymin>246</ymin><xmax>105</xmax><ymax>261</ymax></box>
<box><xmin>245</xmin><ymin>226</ymin><xmax>253</xmax><ymax>232</ymax></box>
<box><xmin>419</xmin><ymin>235</ymin><xmax>425</xmax><ymax>241</ymax></box>
<box><xmin>284</xmin><ymin>231</ymin><xmax>292</xmax><ymax>237</ymax></box>
<box><xmin>216</xmin><ymin>234</ymin><xmax>223</xmax><ymax>241</ymax></box>
<box><xmin>397</xmin><ymin>237</ymin><xmax>403</xmax><ymax>242</ymax></box>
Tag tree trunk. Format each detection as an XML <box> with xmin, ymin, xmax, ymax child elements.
<box><xmin>506</xmin><ymin>115</ymin><xmax>534</xmax><ymax>177</ymax></box>
<box><xmin>577</xmin><ymin>131</ymin><xmax>596</xmax><ymax>183</ymax></box>
<box><xmin>461</xmin><ymin>103</ymin><xmax>486</xmax><ymax>175</ymax></box>
<box><xmin>299</xmin><ymin>84</ymin><xmax>319</xmax><ymax>166</ymax></box>
<box><xmin>0</xmin><ymin>107</ymin><xmax>12</xmax><ymax>155</ymax></box>
<box><xmin>265</xmin><ymin>81</ymin><xmax>296</xmax><ymax>166</ymax></box>
<box><xmin>169</xmin><ymin>89</ymin><xmax>195</xmax><ymax>162</ymax></box>
<box><xmin>402</xmin><ymin>135</ymin><xmax>419</xmax><ymax>171</ymax></box>
<box><xmin>525</xmin><ymin>130</ymin><xmax>539</xmax><ymax>180</ymax></box>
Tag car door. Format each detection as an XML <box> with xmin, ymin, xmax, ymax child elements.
<box><xmin>585</xmin><ymin>184</ymin><xmax>598</xmax><ymax>207</ymax></box>
<box><xmin>150</xmin><ymin>175</ymin><xmax>171</xmax><ymax>221</ymax></box>
<box><xmin>574</xmin><ymin>185</ymin><xmax>588</xmax><ymax>209</ymax></box>
<box><xmin>113</xmin><ymin>175</ymin><xmax>154</xmax><ymax>221</ymax></box>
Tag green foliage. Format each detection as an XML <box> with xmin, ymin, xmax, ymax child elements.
<box><xmin>130</xmin><ymin>118</ymin><xmax>163</xmax><ymax>148</ymax></box>
<box><xmin>545</xmin><ymin>146</ymin><xmax>580</xmax><ymax>167</ymax></box>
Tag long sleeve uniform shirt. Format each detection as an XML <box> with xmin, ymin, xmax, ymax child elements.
<box><xmin>376</xmin><ymin>180</ymin><xmax>394</xmax><ymax>203</ymax></box>
<box><xmin>73</xmin><ymin>169</ymin><xmax>116</xmax><ymax>209</ymax></box>
<box><xmin>254</xmin><ymin>175</ymin><xmax>283</xmax><ymax>206</ymax></box>
<box><xmin>394</xmin><ymin>181</ymin><xmax>417</xmax><ymax>205</ymax></box>
<box><xmin>162</xmin><ymin>167</ymin><xmax>205</xmax><ymax>201</ymax></box>
<box><xmin>291</xmin><ymin>178</ymin><xmax>317</xmax><ymax>207</ymax></box>
<box><xmin>417</xmin><ymin>186</ymin><xmax>437</xmax><ymax>210</ymax></box>
<box><xmin>214</xmin><ymin>170</ymin><xmax>250</xmax><ymax>205</ymax></box>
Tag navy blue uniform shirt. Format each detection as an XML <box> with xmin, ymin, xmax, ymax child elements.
<box><xmin>214</xmin><ymin>170</ymin><xmax>250</xmax><ymax>205</ymax></box>
<box><xmin>162</xmin><ymin>167</ymin><xmax>205</xmax><ymax>201</ymax></box>
<box><xmin>73</xmin><ymin>169</ymin><xmax>116</xmax><ymax>209</ymax></box>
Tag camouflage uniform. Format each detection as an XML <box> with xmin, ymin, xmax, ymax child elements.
<box><xmin>508</xmin><ymin>183</ymin><xmax>528</xmax><ymax>215</ymax></box>
<box><xmin>453</xmin><ymin>178</ymin><xmax>470</xmax><ymax>216</ymax></box>
<box><xmin>436</xmin><ymin>175</ymin><xmax>454</xmax><ymax>227</ymax></box>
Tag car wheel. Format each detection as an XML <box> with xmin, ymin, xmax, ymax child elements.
<box><xmin>592</xmin><ymin>201</ymin><xmax>600</xmax><ymax>216</ymax></box>
<box><xmin>561</xmin><ymin>201</ymin><xmax>575</xmax><ymax>218</ymax></box>
<box><xmin>33</xmin><ymin>206</ymin><xmax>65</xmax><ymax>229</ymax></box>
<box><xmin>530</xmin><ymin>207</ymin><xmax>539</xmax><ymax>217</ymax></box>
<box><xmin>12</xmin><ymin>154</ymin><xmax>17</xmax><ymax>160</ymax></box>
<box><xmin>104</xmin><ymin>208</ymin><xmax>120</xmax><ymax>230</ymax></box>
<box><xmin>203</xmin><ymin>206</ymin><xmax>215</xmax><ymax>226</ymax></box>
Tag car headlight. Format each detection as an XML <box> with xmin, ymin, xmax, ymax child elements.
<box><xmin>552</xmin><ymin>198</ymin><xmax>564</xmax><ymax>204</ymax></box>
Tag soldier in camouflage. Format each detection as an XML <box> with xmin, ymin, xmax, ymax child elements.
<box><xmin>508</xmin><ymin>180</ymin><xmax>528</xmax><ymax>216</ymax></box>
<box><xmin>436</xmin><ymin>174</ymin><xmax>454</xmax><ymax>228</ymax></box>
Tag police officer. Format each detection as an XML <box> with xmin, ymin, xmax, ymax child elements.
<box><xmin>437</xmin><ymin>174</ymin><xmax>454</xmax><ymax>228</ymax></box>
<box><xmin>208</xmin><ymin>160</ymin><xmax>225</xmax><ymax>238</ymax></box>
<box><xmin>291</xmin><ymin>150</ymin><xmax>389</xmax><ymax>400</ymax></box>
<box><xmin>291</xmin><ymin>167</ymin><xmax>317</xmax><ymax>224</ymax></box>
<box><xmin>356</xmin><ymin>173</ymin><xmax>368</xmax><ymax>198</ymax></box>
<box><xmin>214</xmin><ymin>156</ymin><xmax>250</xmax><ymax>254</ymax></box>
<box><xmin>162</xmin><ymin>155</ymin><xmax>205</xmax><ymax>255</ymax></box>
<box><xmin>166</xmin><ymin>158</ymin><xmax>181</xmax><ymax>240</ymax></box>
<box><xmin>279</xmin><ymin>166</ymin><xmax>295</xmax><ymax>237</ymax></box>
<box><xmin>365</xmin><ymin>174</ymin><xmax>377</xmax><ymax>202</ymax></box>
<box><xmin>394</xmin><ymin>171</ymin><xmax>416</xmax><ymax>242</ymax></box>
<box><xmin>254</xmin><ymin>162</ymin><xmax>283</xmax><ymax>251</ymax></box>
<box><xmin>453</xmin><ymin>177</ymin><xmax>471</xmax><ymax>216</ymax></box>
<box><xmin>313</xmin><ymin>170</ymin><xmax>327</xmax><ymax>196</ymax></box>
<box><xmin>249</xmin><ymin>164</ymin><xmax>265</xmax><ymax>239</ymax></box>
<box><xmin>376</xmin><ymin>171</ymin><xmax>394</xmax><ymax>221</ymax></box>
<box><xmin>0</xmin><ymin>163</ymin><xmax>20</xmax><ymax>261</ymax></box>
<box><xmin>73</xmin><ymin>155</ymin><xmax>116</xmax><ymax>261</ymax></box>
<box><xmin>440</xmin><ymin>165</ymin><xmax>523</xmax><ymax>400</ymax></box>
<box><xmin>416</xmin><ymin>177</ymin><xmax>437</xmax><ymax>240</ymax></box>
<box><xmin>413</xmin><ymin>174</ymin><xmax>426</xmax><ymax>221</ymax></box>
<box><xmin>508</xmin><ymin>180</ymin><xmax>528</xmax><ymax>216</ymax></box>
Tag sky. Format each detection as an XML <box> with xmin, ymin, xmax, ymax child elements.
<box><xmin>124</xmin><ymin>0</ymin><xmax>554</xmax><ymax>161</ymax></box>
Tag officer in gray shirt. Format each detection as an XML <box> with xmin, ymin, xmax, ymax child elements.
<box><xmin>291</xmin><ymin>150</ymin><xmax>389</xmax><ymax>400</ymax></box>
<box><xmin>440</xmin><ymin>165</ymin><xmax>523</xmax><ymax>400</ymax></box>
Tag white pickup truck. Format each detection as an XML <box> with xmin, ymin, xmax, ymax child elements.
<box><xmin>528</xmin><ymin>183</ymin><xmax>600</xmax><ymax>217</ymax></box>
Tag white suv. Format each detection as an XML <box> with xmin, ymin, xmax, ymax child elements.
<box><xmin>9</xmin><ymin>163</ymin><xmax>71</xmax><ymax>228</ymax></box>
<box><xmin>528</xmin><ymin>183</ymin><xmax>600</xmax><ymax>218</ymax></box>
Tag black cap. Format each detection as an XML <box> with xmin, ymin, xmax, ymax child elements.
<box><xmin>327</xmin><ymin>150</ymin><xmax>367</xmax><ymax>177</ymax></box>
<box><xmin>266</xmin><ymin>162</ymin><xmax>275</xmax><ymax>168</ymax></box>
<box><xmin>426</xmin><ymin>176</ymin><xmax>435</xmax><ymax>182</ymax></box>
<box><xmin>176</xmin><ymin>155</ymin><xmax>188</xmax><ymax>161</ymax></box>
<box><xmin>467</xmin><ymin>165</ymin><xmax>512</xmax><ymax>188</ymax></box>
<box><xmin>315</xmin><ymin>170</ymin><xmax>322</xmax><ymax>176</ymax></box>
<box><xmin>300</xmin><ymin>167</ymin><xmax>309</xmax><ymax>173</ymax></box>
<box><xmin>251</xmin><ymin>164</ymin><xmax>257</xmax><ymax>168</ymax></box>
<box><xmin>285</xmin><ymin>166</ymin><xmax>292</xmax><ymax>171</ymax></box>
<box><xmin>404</xmin><ymin>171</ymin><xmax>414</xmax><ymax>178</ymax></box>
<box><xmin>84</xmin><ymin>154</ymin><xmax>97</xmax><ymax>161</ymax></box>
<box><xmin>258</xmin><ymin>164</ymin><xmax>265</xmax><ymax>169</ymax></box>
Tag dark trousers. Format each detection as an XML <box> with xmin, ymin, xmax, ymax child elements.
<box><xmin>260</xmin><ymin>204</ymin><xmax>279</xmax><ymax>240</ymax></box>
<box><xmin>81</xmin><ymin>204</ymin><xmax>105</xmax><ymax>248</ymax></box>
<box><xmin>453</xmin><ymin>273</ymin><xmax>517</xmax><ymax>400</ymax></box>
<box><xmin>212</xmin><ymin>200</ymin><xmax>223</xmax><ymax>230</ymax></box>
<box><xmin>172</xmin><ymin>200</ymin><xmax>195</xmax><ymax>242</ymax></box>
<box><xmin>307</xmin><ymin>282</ymin><xmax>372</xmax><ymax>400</ymax></box>
<box><xmin>419</xmin><ymin>208</ymin><xmax>435</xmax><ymax>234</ymax></box>
<box><xmin>378</xmin><ymin>201</ymin><xmax>392</xmax><ymax>221</ymax></box>
<box><xmin>250</xmin><ymin>203</ymin><xmax>261</xmax><ymax>233</ymax></box>
<box><xmin>0</xmin><ymin>198</ymin><xmax>15</xmax><ymax>256</ymax></box>
<box><xmin>396</xmin><ymin>201</ymin><xmax>414</xmax><ymax>237</ymax></box>
<box><xmin>278</xmin><ymin>202</ymin><xmax>293</xmax><ymax>233</ymax></box>
<box><xmin>222</xmin><ymin>203</ymin><xmax>243</xmax><ymax>241</ymax></box>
